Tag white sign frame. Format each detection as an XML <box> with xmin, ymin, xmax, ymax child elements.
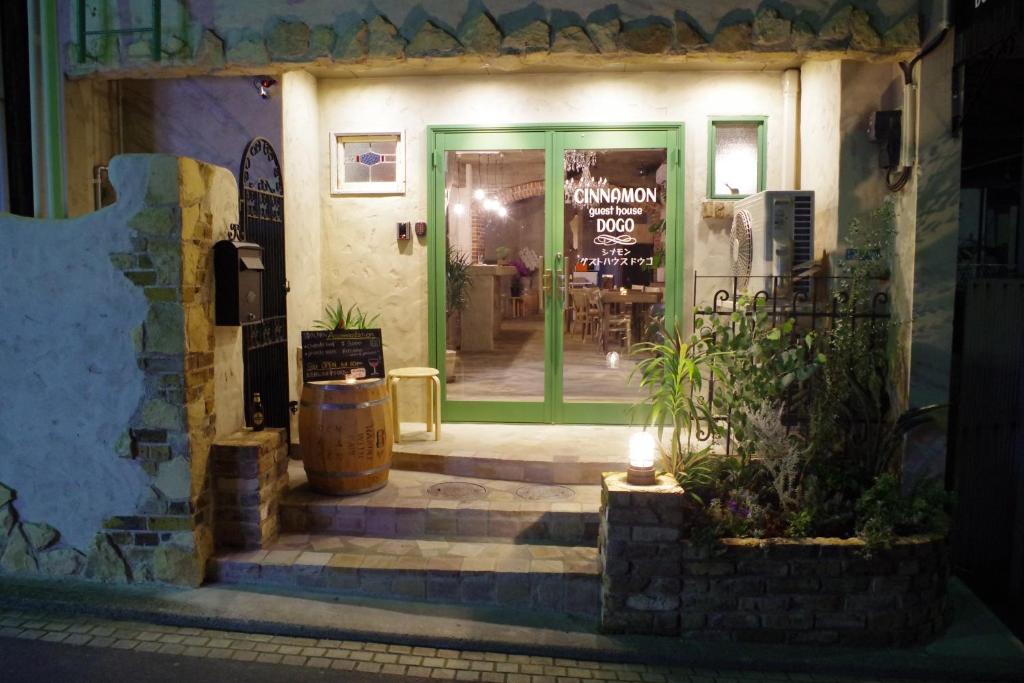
<box><xmin>330</xmin><ymin>130</ymin><xmax>406</xmax><ymax>196</ymax></box>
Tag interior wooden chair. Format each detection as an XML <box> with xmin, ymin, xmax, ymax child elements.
<box><xmin>569</xmin><ymin>288</ymin><xmax>592</xmax><ymax>339</ymax></box>
<box><xmin>602</xmin><ymin>310</ymin><xmax>632</xmax><ymax>352</ymax></box>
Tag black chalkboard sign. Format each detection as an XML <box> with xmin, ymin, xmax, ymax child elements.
<box><xmin>301</xmin><ymin>329</ymin><xmax>385</xmax><ymax>383</ymax></box>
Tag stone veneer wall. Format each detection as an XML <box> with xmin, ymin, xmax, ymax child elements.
<box><xmin>600</xmin><ymin>474</ymin><xmax>950</xmax><ymax>646</ymax></box>
<box><xmin>0</xmin><ymin>154</ymin><xmax>241</xmax><ymax>586</ymax></box>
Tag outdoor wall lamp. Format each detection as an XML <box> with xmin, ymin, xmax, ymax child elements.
<box><xmin>253</xmin><ymin>77</ymin><xmax>277</xmax><ymax>99</ymax></box>
<box><xmin>627</xmin><ymin>432</ymin><xmax>657</xmax><ymax>486</ymax></box>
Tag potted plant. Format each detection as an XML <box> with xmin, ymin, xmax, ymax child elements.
<box><xmin>297</xmin><ymin>300</ymin><xmax>382</xmax><ymax>385</ymax></box>
<box><xmin>445</xmin><ymin>245</ymin><xmax>472</xmax><ymax>380</ymax></box>
<box><xmin>631</xmin><ymin>322</ymin><xmax>720</xmax><ymax>493</ymax></box>
<box><xmin>495</xmin><ymin>245</ymin><xmax>511</xmax><ymax>265</ymax></box>
<box><xmin>314</xmin><ymin>300</ymin><xmax>380</xmax><ymax>331</ymax></box>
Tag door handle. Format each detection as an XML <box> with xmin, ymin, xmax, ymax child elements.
<box><xmin>554</xmin><ymin>252</ymin><xmax>568</xmax><ymax>309</ymax></box>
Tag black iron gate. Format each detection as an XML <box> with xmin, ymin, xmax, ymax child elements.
<box><xmin>239</xmin><ymin>137</ymin><xmax>290</xmax><ymax>436</ymax></box>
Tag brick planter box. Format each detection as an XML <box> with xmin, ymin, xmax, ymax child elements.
<box><xmin>600</xmin><ymin>473</ymin><xmax>950</xmax><ymax>646</ymax></box>
<box><xmin>210</xmin><ymin>429</ymin><xmax>289</xmax><ymax>550</ymax></box>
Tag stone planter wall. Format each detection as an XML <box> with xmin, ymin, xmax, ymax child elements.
<box><xmin>678</xmin><ymin>537</ymin><xmax>949</xmax><ymax>646</ymax></box>
<box><xmin>600</xmin><ymin>473</ymin><xmax>686</xmax><ymax>634</ymax></box>
<box><xmin>600</xmin><ymin>474</ymin><xmax>950</xmax><ymax>646</ymax></box>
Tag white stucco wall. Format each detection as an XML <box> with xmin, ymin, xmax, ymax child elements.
<box><xmin>314</xmin><ymin>70</ymin><xmax>786</xmax><ymax>417</ymax></box>
<box><xmin>210</xmin><ymin>171</ymin><xmax>245</xmax><ymax>439</ymax></box>
<box><xmin>902</xmin><ymin>35</ymin><xmax>962</xmax><ymax>482</ymax></box>
<box><xmin>282</xmin><ymin>70</ymin><xmax>324</xmax><ymax>443</ymax></box>
<box><xmin>837</xmin><ymin>60</ymin><xmax>900</xmax><ymax>245</ymax></box>
<box><xmin>0</xmin><ymin>159</ymin><xmax>153</xmax><ymax>549</ymax></box>
<box><xmin>800</xmin><ymin>60</ymin><xmax>841</xmax><ymax>258</ymax></box>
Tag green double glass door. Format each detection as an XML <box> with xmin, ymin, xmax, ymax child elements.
<box><xmin>429</xmin><ymin>125</ymin><xmax>683</xmax><ymax>424</ymax></box>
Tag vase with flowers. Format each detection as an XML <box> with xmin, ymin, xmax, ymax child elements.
<box><xmin>510</xmin><ymin>247</ymin><xmax>541</xmax><ymax>300</ymax></box>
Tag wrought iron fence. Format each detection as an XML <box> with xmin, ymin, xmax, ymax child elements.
<box><xmin>690</xmin><ymin>273</ymin><xmax>892</xmax><ymax>455</ymax></box>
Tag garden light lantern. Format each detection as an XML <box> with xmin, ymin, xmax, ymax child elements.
<box><xmin>627</xmin><ymin>431</ymin><xmax>657</xmax><ymax>485</ymax></box>
<box><xmin>606</xmin><ymin>351</ymin><xmax>620</xmax><ymax>369</ymax></box>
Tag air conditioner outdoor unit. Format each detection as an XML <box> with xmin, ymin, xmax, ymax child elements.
<box><xmin>730</xmin><ymin>190</ymin><xmax>815</xmax><ymax>295</ymax></box>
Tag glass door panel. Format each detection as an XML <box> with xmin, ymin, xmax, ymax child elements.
<box><xmin>552</xmin><ymin>128</ymin><xmax>678</xmax><ymax>424</ymax></box>
<box><xmin>435</xmin><ymin>130</ymin><xmax>550</xmax><ymax>422</ymax></box>
<box><xmin>560</xmin><ymin>146</ymin><xmax>668</xmax><ymax>404</ymax></box>
<box><xmin>431</xmin><ymin>126</ymin><xmax>681</xmax><ymax>424</ymax></box>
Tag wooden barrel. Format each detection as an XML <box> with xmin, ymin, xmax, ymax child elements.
<box><xmin>299</xmin><ymin>379</ymin><xmax>393</xmax><ymax>495</ymax></box>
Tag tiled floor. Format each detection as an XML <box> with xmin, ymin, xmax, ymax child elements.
<box><xmin>448</xmin><ymin>316</ymin><xmax>646</xmax><ymax>403</ymax></box>
<box><xmin>393</xmin><ymin>422</ymin><xmax>653</xmax><ymax>461</ymax></box>
<box><xmin>391</xmin><ymin>422</ymin><xmax>679</xmax><ymax>484</ymax></box>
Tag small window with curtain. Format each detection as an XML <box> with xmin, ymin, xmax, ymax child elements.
<box><xmin>707</xmin><ymin>118</ymin><xmax>765</xmax><ymax>199</ymax></box>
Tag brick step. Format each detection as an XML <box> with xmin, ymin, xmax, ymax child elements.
<box><xmin>281</xmin><ymin>465</ymin><xmax>601</xmax><ymax>546</ymax></box>
<box><xmin>209</xmin><ymin>534</ymin><xmax>601</xmax><ymax>618</ymax></box>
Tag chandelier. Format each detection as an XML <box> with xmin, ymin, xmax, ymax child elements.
<box><xmin>564</xmin><ymin>150</ymin><xmax>597</xmax><ymax>174</ymax></box>
<box><xmin>564</xmin><ymin>166</ymin><xmax>608</xmax><ymax>207</ymax></box>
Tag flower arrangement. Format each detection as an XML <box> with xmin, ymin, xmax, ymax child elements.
<box><xmin>509</xmin><ymin>258</ymin><xmax>532</xmax><ymax>278</ymax></box>
<box><xmin>518</xmin><ymin>247</ymin><xmax>541</xmax><ymax>272</ymax></box>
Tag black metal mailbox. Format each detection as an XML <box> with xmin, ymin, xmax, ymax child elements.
<box><xmin>214</xmin><ymin>240</ymin><xmax>264</xmax><ymax>325</ymax></box>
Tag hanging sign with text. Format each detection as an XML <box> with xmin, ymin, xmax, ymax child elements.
<box><xmin>575</xmin><ymin>186</ymin><xmax>658</xmax><ymax>268</ymax></box>
<box><xmin>301</xmin><ymin>329</ymin><xmax>385</xmax><ymax>383</ymax></box>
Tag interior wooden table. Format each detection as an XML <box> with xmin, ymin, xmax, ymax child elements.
<box><xmin>599</xmin><ymin>290</ymin><xmax>662</xmax><ymax>346</ymax></box>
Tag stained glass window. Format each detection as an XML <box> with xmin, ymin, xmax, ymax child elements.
<box><xmin>332</xmin><ymin>133</ymin><xmax>404</xmax><ymax>194</ymax></box>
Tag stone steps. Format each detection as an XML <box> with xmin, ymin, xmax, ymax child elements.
<box><xmin>209</xmin><ymin>534</ymin><xmax>601</xmax><ymax>618</ymax></box>
<box><xmin>391</xmin><ymin>448</ymin><xmax>625</xmax><ymax>485</ymax></box>
<box><xmin>390</xmin><ymin>423</ymin><xmax>636</xmax><ymax>485</ymax></box>
<box><xmin>280</xmin><ymin>467</ymin><xmax>601</xmax><ymax>546</ymax></box>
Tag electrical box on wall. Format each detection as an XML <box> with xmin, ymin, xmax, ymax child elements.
<box><xmin>214</xmin><ymin>240</ymin><xmax>264</xmax><ymax>325</ymax></box>
<box><xmin>397</xmin><ymin>222</ymin><xmax>411</xmax><ymax>240</ymax></box>
<box><xmin>868</xmin><ymin>110</ymin><xmax>902</xmax><ymax>169</ymax></box>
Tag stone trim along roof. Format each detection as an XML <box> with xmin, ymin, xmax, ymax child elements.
<box><xmin>67</xmin><ymin>2</ymin><xmax>920</xmax><ymax>79</ymax></box>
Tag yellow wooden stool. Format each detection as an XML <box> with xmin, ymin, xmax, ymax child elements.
<box><xmin>386</xmin><ymin>367</ymin><xmax>441</xmax><ymax>443</ymax></box>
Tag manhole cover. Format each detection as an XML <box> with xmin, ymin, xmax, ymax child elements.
<box><xmin>427</xmin><ymin>481</ymin><xmax>488</xmax><ymax>501</ymax></box>
<box><xmin>515</xmin><ymin>484</ymin><xmax>576</xmax><ymax>501</ymax></box>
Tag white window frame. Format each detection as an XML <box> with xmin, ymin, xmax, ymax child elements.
<box><xmin>330</xmin><ymin>131</ymin><xmax>406</xmax><ymax>195</ymax></box>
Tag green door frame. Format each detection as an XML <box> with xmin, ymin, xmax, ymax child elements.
<box><xmin>427</xmin><ymin>123</ymin><xmax>684</xmax><ymax>425</ymax></box>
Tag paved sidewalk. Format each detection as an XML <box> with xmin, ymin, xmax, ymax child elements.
<box><xmin>1</xmin><ymin>575</ymin><xmax>1021</xmax><ymax>681</ymax></box>
<box><xmin>0</xmin><ymin>607</ymin><xmax>957</xmax><ymax>683</ymax></box>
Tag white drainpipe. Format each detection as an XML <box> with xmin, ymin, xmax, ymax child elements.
<box><xmin>781</xmin><ymin>69</ymin><xmax>800</xmax><ymax>190</ymax></box>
